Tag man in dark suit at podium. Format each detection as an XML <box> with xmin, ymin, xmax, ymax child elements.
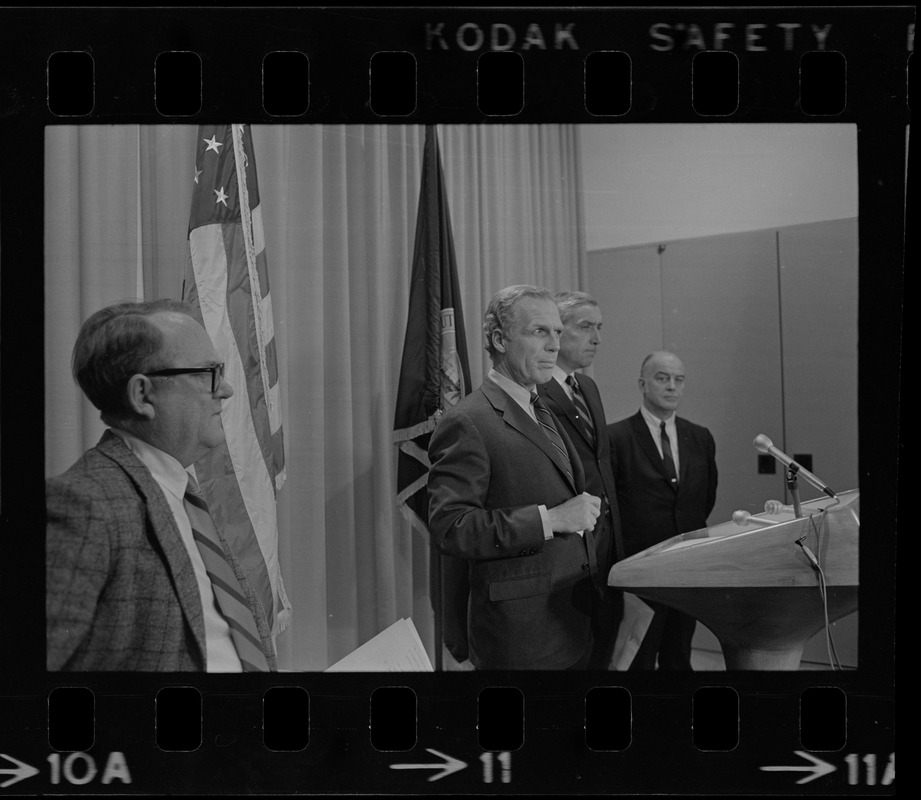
<box><xmin>538</xmin><ymin>291</ymin><xmax>624</xmax><ymax>669</ymax></box>
<box><xmin>607</xmin><ymin>350</ymin><xmax>717</xmax><ymax>670</ymax></box>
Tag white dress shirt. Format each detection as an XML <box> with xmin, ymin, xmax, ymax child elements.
<box><xmin>639</xmin><ymin>405</ymin><xmax>680</xmax><ymax>475</ymax></box>
<box><xmin>487</xmin><ymin>368</ymin><xmax>538</xmax><ymax>422</ymax></box>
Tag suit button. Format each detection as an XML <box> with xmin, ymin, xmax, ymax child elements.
<box><xmin>581</xmin><ymin>562</ymin><xmax>590</xmax><ymax>571</ymax></box>
<box><xmin>519</xmin><ymin>550</ymin><xmax>527</xmax><ymax>556</ymax></box>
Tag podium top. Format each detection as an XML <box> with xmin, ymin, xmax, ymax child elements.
<box><xmin>670</xmin><ymin>489</ymin><xmax>859</xmax><ymax>551</ymax></box>
<box><xmin>609</xmin><ymin>490</ymin><xmax>858</xmax><ymax>589</ymax></box>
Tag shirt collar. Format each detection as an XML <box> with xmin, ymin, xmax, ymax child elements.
<box><xmin>640</xmin><ymin>404</ymin><xmax>676</xmax><ymax>429</ymax></box>
<box><xmin>487</xmin><ymin>367</ymin><xmax>534</xmax><ymax>407</ymax></box>
<box><xmin>109</xmin><ymin>427</ymin><xmax>191</xmax><ymax>501</ymax></box>
<box><xmin>551</xmin><ymin>364</ymin><xmax>573</xmax><ymax>391</ymax></box>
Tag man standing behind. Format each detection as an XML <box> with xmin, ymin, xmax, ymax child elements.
<box><xmin>428</xmin><ymin>285</ymin><xmax>602</xmax><ymax>670</ymax></box>
<box><xmin>607</xmin><ymin>351</ymin><xmax>717</xmax><ymax>670</ymax></box>
<box><xmin>47</xmin><ymin>299</ymin><xmax>277</xmax><ymax>672</ymax></box>
<box><xmin>538</xmin><ymin>291</ymin><xmax>624</xmax><ymax>669</ymax></box>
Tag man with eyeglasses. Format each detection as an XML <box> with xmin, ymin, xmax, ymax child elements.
<box><xmin>46</xmin><ymin>299</ymin><xmax>277</xmax><ymax>671</ymax></box>
<box><xmin>607</xmin><ymin>351</ymin><xmax>718</xmax><ymax>670</ymax></box>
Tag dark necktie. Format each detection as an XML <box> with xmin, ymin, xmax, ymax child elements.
<box><xmin>566</xmin><ymin>375</ymin><xmax>595</xmax><ymax>445</ymax></box>
<box><xmin>659</xmin><ymin>421</ymin><xmax>679</xmax><ymax>487</ymax></box>
<box><xmin>530</xmin><ymin>391</ymin><xmax>574</xmax><ymax>484</ymax></box>
<box><xmin>184</xmin><ymin>476</ymin><xmax>270</xmax><ymax>672</ymax></box>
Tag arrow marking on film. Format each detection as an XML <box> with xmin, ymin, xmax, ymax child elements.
<box><xmin>760</xmin><ymin>750</ymin><xmax>836</xmax><ymax>784</ymax></box>
<box><xmin>0</xmin><ymin>754</ymin><xmax>40</xmax><ymax>789</ymax></box>
<box><xmin>390</xmin><ymin>749</ymin><xmax>467</xmax><ymax>782</ymax></box>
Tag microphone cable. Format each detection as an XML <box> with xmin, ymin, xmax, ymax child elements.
<box><xmin>794</xmin><ymin>507</ymin><xmax>843</xmax><ymax>670</ymax></box>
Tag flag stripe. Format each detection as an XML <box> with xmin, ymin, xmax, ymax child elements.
<box><xmin>264</xmin><ymin>335</ymin><xmax>279</xmax><ymax>393</ymax></box>
<box><xmin>254</xmin><ymin>245</ymin><xmax>270</xmax><ymax>302</ymax></box>
<box><xmin>271</xmin><ymin>427</ymin><xmax>286</xmax><ymax>483</ymax></box>
<box><xmin>232</xmin><ymin>128</ymin><xmax>276</xmax><ymax>433</ymax></box>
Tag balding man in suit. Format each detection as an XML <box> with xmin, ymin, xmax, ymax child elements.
<box><xmin>538</xmin><ymin>291</ymin><xmax>624</xmax><ymax>669</ymax></box>
<box><xmin>607</xmin><ymin>350</ymin><xmax>717</xmax><ymax>670</ymax></box>
<box><xmin>428</xmin><ymin>285</ymin><xmax>602</xmax><ymax>669</ymax></box>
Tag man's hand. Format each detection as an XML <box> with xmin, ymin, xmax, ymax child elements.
<box><xmin>547</xmin><ymin>492</ymin><xmax>601</xmax><ymax>534</ymax></box>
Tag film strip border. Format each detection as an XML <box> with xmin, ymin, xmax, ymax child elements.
<box><xmin>1</xmin><ymin>7</ymin><xmax>914</xmax><ymax>122</ymax></box>
<box><xmin>0</xmin><ymin>675</ymin><xmax>896</xmax><ymax>793</ymax></box>
<box><xmin>0</xmin><ymin>4</ymin><xmax>908</xmax><ymax>796</ymax></box>
<box><xmin>37</xmin><ymin>46</ymin><xmax>873</xmax><ymax>120</ymax></box>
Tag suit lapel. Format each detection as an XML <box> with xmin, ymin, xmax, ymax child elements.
<box><xmin>631</xmin><ymin>412</ymin><xmax>677</xmax><ymax>492</ymax></box>
<box><xmin>482</xmin><ymin>381</ymin><xmax>578</xmax><ymax>494</ymax></box>
<box><xmin>96</xmin><ymin>431</ymin><xmax>208</xmax><ymax>661</ymax></box>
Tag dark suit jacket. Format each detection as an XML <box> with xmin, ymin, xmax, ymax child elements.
<box><xmin>607</xmin><ymin>411</ymin><xmax>717</xmax><ymax>557</ymax></box>
<box><xmin>538</xmin><ymin>373</ymin><xmax>625</xmax><ymax>576</ymax></box>
<box><xmin>46</xmin><ymin>430</ymin><xmax>277</xmax><ymax>671</ymax></box>
<box><xmin>428</xmin><ymin>379</ymin><xmax>598</xmax><ymax>669</ymax></box>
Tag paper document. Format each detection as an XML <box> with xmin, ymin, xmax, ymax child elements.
<box><xmin>325</xmin><ymin>617</ymin><xmax>434</xmax><ymax>672</ymax></box>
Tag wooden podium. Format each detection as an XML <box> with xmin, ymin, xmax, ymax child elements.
<box><xmin>608</xmin><ymin>490</ymin><xmax>859</xmax><ymax>670</ymax></box>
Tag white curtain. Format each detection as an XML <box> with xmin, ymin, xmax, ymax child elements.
<box><xmin>44</xmin><ymin>124</ymin><xmax>586</xmax><ymax>670</ymax></box>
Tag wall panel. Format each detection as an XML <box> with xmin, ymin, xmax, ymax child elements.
<box><xmin>779</xmin><ymin>217</ymin><xmax>859</xmax><ymax>667</ymax></box>
<box><xmin>660</xmin><ymin>230</ymin><xmax>786</xmax><ymax>524</ymax></box>
<box><xmin>586</xmin><ymin>218</ymin><xmax>859</xmax><ymax>669</ymax></box>
<box><xmin>587</xmin><ymin>244</ymin><xmax>663</xmax><ymax>423</ymax></box>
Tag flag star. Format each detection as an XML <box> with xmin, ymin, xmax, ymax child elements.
<box><xmin>203</xmin><ymin>135</ymin><xmax>223</xmax><ymax>154</ymax></box>
<box><xmin>214</xmin><ymin>186</ymin><xmax>229</xmax><ymax>206</ymax></box>
<box><xmin>193</xmin><ymin>167</ymin><xmax>203</xmax><ymax>184</ymax></box>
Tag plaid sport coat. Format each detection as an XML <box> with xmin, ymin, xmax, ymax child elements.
<box><xmin>46</xmin><ymin>430</ymin><xmax>277</xmax><ymax>671</ymax></box>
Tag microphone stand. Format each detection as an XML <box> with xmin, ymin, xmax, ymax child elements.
<box><xmin>786</xmin><ymin>464</ymin><xmax>804</xmax><ymax>518</ymax></box>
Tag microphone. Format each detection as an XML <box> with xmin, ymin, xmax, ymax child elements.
<box><xmin>732</xmin><ymin>510</ymin><xmax>777</xmax><ymax>527</ymax></box>
<box><xmin>753</xmin><ymin>435</ymin><xmax>837</xmax><ymax>499</ymax></box>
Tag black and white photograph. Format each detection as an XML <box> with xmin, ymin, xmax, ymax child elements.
<box><xmin>0</xmin><ymin>4</ymin><xmax>905</xmax><ymax>795</ymax></box>
<box><xmin>43</xmin><ymin>122</ymin><xmax>861</xmax><ymax>673</ymax></box>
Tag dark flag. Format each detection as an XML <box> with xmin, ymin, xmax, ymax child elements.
<box><xmin>393</xmin><ymin>126</ymin><xmax>471</xmax><ymax>668</ymax></box>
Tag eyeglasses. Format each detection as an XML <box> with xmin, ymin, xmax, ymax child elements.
<box><xmin>145</xmin><ymin>363</ymin><xmax>225</xmax><ymax>393</ymax></box>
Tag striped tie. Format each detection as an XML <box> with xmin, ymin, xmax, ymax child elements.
<box><xmin>184</xmin><ymin>477</ymin><xmax>270</xmax><ymax>672</ymax></box>
<box><xmin>530</xmin><ymin>391</ymin><xmax>574</xmax><ymax>484</ymax></box>
<box><xmin>566</xmin><ymin>375</ymin><xmax>595</xmax><ymax>444</ymax></box>
<box><xmin>659</xmin><ymin>421</ymin><xmax>679</xmax><ymax>488</ymax></box>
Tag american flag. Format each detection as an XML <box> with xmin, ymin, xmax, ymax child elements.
<box><xmin>183</xmin><ymin>124</ymin><xmax>290</xmax><ymax>638</ymax></box>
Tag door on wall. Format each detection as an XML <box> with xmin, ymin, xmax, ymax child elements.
<box><xmin>587</xmin><ymin>218</ymin><xmax>858</xmax><ymax>668</ymax></box>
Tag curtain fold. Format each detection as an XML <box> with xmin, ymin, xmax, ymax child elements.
<box><xmin>45</xmin><ymin>126</ymin><xmax>141</xmax><ymax>470</ymax></box>
<box><xmin>44</xmin><ymin>123</ymin><xmax>586</xmax><ymax>670</ymax></box>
